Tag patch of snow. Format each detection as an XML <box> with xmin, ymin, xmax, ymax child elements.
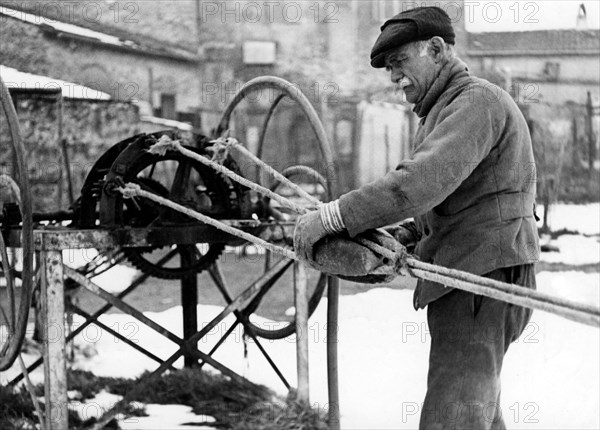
<box><xmin>92</xmin><ymin>265</ymin><xmax>140</xmax><ymax>294</ymax></box>
<box><xmin>140</xmin><ymin>115</ymin><xmax>193</xmax><ymax>131</ymax></box>
<box><xmin>61</xmin><ymin>248</ymin><xmax>141</xmax><ymax>294</ymax></box>
<box><xmin>69</xmin><ymin>390</ymin><xmax>122</xmax><ymax>421</ymax></box>
<box><xmin>120</xmin><ymin>404</ymin><xmax>215</xmax><ymax>430</ymax></box>
<box><xmin>540</xmin><ymin>234</ymin><xmax>600</xmax><ymax>265</ymax></box>
<box><xmin>536</xmin><ymin>271</ymin><xmax>600</xmax><ymax>307</ymax></box>
<box><xmin>0</xmin><ymin>349</ymin><xmax>43</xmax><ymax>386</ymax></box>
<box><xmin>537</xmin><ymin>203</ymin><xmax>600</xmax><ymax>235</ymax></box>
<box><xmin>0</xmin><ymin>65</ymin><xmax>111</xmax><ymax>100</ymax></box>
<box><xmin>67</xmin><ymin>390</ymin><xmax>81</xmax><ymax>400</ymax></box>
<box><xmin>0</xmin><ymin>6</ymin><xmax>125</xmax><ymax>47</ymax></box>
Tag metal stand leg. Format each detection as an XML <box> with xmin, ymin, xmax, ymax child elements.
<box><xmin>294</xmin><ymin>262</ymin><xmax>309</xmax><ymax>403</ymax></box>
<box><xmin>180</xmin><ymin>249</ymin><xmax>198</xmax><ymax>368</ymax></box>
<box><xmin>327</xmin><ymin>276</ymin><xmax>340</xmax><ymax>429</ymax></box>
<box><xmin>42</xmin><ymin>250</ymin><xmax>68</xmax><ymax>430</ymax></box>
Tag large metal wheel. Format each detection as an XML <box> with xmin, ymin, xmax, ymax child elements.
<box><xmin>98</xmin><ymin>133</ymin><xmax>248</xmax><ymax>279</ymax></box>
<box><xmin>213</xmin><ymin>76</ymin><xmax>339</xmax><ymax>341</ymax></box>
<box><xmin>0</xmin><ymin>76</ymin><xmax>35</xmax><ymax>371</ymax></box>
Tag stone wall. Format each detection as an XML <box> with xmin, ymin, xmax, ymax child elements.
<box><xmin>1</xmin><ymin>96</ymin><xmax>140</xmax><ymax>212</ymax></box>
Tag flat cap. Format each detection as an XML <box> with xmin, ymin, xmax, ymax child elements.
<box><xmin>370</xmin><ymin>6</ymin><xmax>455</xmax><ymax>68</ymax></box>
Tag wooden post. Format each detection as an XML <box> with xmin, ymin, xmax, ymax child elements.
<box><xmin>180</xmin><ymin>248</ymin><xmax>198</xmax><ymax>368</ymax></box>
<box><xmin>42</xmin><ymin>250</ymin><xmax>68</xmax><ymax>430</ymax></box>
<box><xmin>294</xmin><ymin>262</ymin><xmax>309</xmax><ymax>403</ymax></box>
<box><xmin>586</xmin><ymin>91</ymin><xmax>596</xmax><ymax>177</ymax></box>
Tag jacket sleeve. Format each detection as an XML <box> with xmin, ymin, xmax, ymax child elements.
<box><xmin>339</xmin><ymin>86</ymin><xmax>506</xmax><ymax>237</ymax></box>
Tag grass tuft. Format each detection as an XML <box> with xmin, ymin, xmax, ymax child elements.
<box><xmin>2</xmin><ymin>368</ymin><xmax>328</xmax><ymax>429</ymax></box>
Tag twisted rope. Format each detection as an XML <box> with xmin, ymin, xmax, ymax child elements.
<box><xmin>148</xmin><ymin>136</ymin><xmax>306</xmax><ymax>215</ymax></box>
<box><xmin>214</xmin><ymin>137</ymin><xmax>321</xmax><ymax>206</ymax></box>
<box><xmin>119</xmin><ymin>183</ymin><xmax>296</xmax><ymax>261</ymax></box>
<box><xmin>133</xmin><ymin>136</ymin><xmax>600</xmax><ymax>329</ymax></box>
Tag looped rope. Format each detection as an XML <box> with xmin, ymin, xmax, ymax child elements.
<box><xmin>393</xmin><ymin>242</ymin><xmax>414</xmax><ymax>277</ymax></box>
<box><xmin>119</xmin><ymin>182</ymin><xmax>142</xmax><ymax>199</ymax></box>
<box><xmin>207</xmin><ymin>137</ymin><xmax>231</xmax><ymax>164</ymax></box>
<box><xmin>147</xmin><ymin>134</ymin><xmax>179</xmax><ymax>156</ymax></box>
<box><xmin>212</xmin><ymin>134</ymin><xmax>322</xmax><ymax>206</ymax></box>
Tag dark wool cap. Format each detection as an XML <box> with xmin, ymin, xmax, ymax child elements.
<box><xmin>370</xmin><ymin>6</ymin><xmax>456</xmax><ymax>68</ymax></box>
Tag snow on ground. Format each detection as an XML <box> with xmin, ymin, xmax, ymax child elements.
<box><xmin>61</xmin><ymin>248</ymin><xmax>141</xmax><ymax>293</ymax></box>
<box><xmin>59</xmin><ymin>268</ymin><xmax>599</xmax><ymax>429</ymax></box>
<box><xmin>539</xmin><ymin>234</ymin><xmax>600</xmax><ymax>265</ymax></box>
<box><xmin>67</xmin><ymin>390</ymin><xmax>215</xmax><ymax>430</ymax></box>
<box><xmin>2</xmin><ymin>204</ymin><xmax>598</xmax><ymax>428</ymax></box>
<box><xmin>120</xmin><ymin>405</ymin><xmax>215</xmax><ymax>430</ymax></box>
<box><xmin>536</xmin><ymin>203</ymin><xmax>600</xmax><ymax>235</ymax></box>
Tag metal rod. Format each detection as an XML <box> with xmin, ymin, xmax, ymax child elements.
<box><xmin>180</xmin><ymin>247</ymin><xmax>198</xmax><ymax>367</ymax></box>
<box><xmin>294</xmin><ymin>262</ymin><xmax>310</xmax><ymax>403</ymax></box>
<box><xmin>65</xmin><ymin>268</ymin><xmax>184</xmax><ymax>347</ymax></box>
<box><xmin>197</xmin><ymin>320</ymin><xmax>239</xmax><ymax>370</ymax></box>
<box><xmin>207</xmin><ymin>263</ymin><xmax>291</xmax><ymax>389</ymax></box>
<box><xmin>69</xmin><ymin>304</ymin><xmax>176</xmax><ymax>371</ymax></box>
<box><xmin>327</xmin><ymin>276</ymin><xmax>341</xmax><ymax>430</ymax></box>
<box><xmin>8</xmin><ymin>253</ymin><xmax>174</xmax><ymax>386</ymax></box>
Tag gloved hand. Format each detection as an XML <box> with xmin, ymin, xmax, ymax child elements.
<box><xmin>335</xmin><ymin>228</ymin><xmax>400</xmax><ymax>284</ymax></box>
<box><xmin>293</xmin><ymin>210</ymin><xmax>329</xmax><ymax>266</ymax></box>
<box><xmin>384</xmin><ymin>222</ymin><xmax>418</xmax><ymax>253</ymax></box>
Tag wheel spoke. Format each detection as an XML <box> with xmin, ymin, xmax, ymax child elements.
<box><xmin>170</xmin><ymin>161</ymin><xmax>192</xmax><ymax>201</ymax></box>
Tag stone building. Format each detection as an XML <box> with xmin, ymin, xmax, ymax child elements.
<box><xmin>1</xmin><ymin>0</ymin><xmax>470</xmax><ymax>194</ymax></box>
<box><xmin>0</xmin><ymin>2</ymin><xmax>205</xmax><ymax>125</ymax></box>
<box><xmin>467</xmin><ymin>29</ymin><xmax>600</xmax><ymax>105</ymax></box>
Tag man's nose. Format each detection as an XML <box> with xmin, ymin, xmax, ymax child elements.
<box><xmin>391</xmin><ymin>69</ymin><xmax>403</xmax><ymax>84</ymax></box>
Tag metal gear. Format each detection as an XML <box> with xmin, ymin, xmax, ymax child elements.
<box><xmin>99</xmin><ymin>133</ymin><xmax>248</xmax><ymax>279</ymax></box>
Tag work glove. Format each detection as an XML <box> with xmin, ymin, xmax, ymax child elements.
<box><xmin>294</xmin><ymin>211</ymin><xmax>400</xmax><ymax>283</ymax></box>
<box><xmin>293</xmin><ymin>209</ymin><xmax>329</xmax><ymax>267</ymax></box>
<box><xmin>335</xmin><ymin>229</ymin><xmax>400</xmax><ymax>284</ymax></box>
<box><xmin>384</xmin><ymin>221</ymin><xmax>418</xmax><ymax>253</ymax></box>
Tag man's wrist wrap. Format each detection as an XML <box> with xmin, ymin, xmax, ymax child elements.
<box><xmin>319</xmin><ymin>200</ymin><xmax>346</xmax><ymax>234</ymax></box>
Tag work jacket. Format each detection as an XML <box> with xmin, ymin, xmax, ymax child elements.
<box><xmin>338</xmin><ymin>57</ymin><xmax>540</xmax><ymax>309</ymax></box>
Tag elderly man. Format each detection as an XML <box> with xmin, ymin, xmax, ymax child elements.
<box><xmin>294</xmin><ymin>6</ymin><xmax>539</xmax><ymax>429</ymax></box>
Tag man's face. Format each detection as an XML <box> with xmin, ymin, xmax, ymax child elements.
<box><xmin>384</xmin><ymin>41</ymin><xmax>439</xmax><ymax>104</ymax></box>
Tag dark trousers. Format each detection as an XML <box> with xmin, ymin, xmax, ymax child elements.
<box><xmin>419</xmin><ymin>265</ymin><xmax>536</xmax><ymax>430</ymax></box>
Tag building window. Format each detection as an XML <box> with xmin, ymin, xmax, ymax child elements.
<box><xmin>160</xmin><ymin>93</ymin><xmax>176</xmax><ymax>120</ymax></box>
<box><xmin>243</xmin><ymin>41</ymin><xmax>277</xmax><ymax>65</ymax></box>
<box><xmin>543</xmin><ymin>62</ymin><xmax>560</xmax><ymax>81</ymax></box>
<box><xmin>335</xmin><ymin>120</ymin><xmax>353</xmax><ymax>156</ymax></box>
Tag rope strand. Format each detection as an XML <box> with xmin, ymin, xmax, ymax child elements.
<box><xmin>215</xmin><ymin>137</ymin><xmax>321</xmax><ymax>205</ymax></box>
<box><xmin>148</xmin><ymin>137</ymin><xmax>308</xmax><ymax>215</ymax></box>
<box><xmin>118</xmin><ymin>184</ymin><xmax>297</xmax><ymax>261</ymax></box>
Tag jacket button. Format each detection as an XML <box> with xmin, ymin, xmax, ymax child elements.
<box><xmin>424</xmin><ymin>227</ymin><xmax>430</xmax><ymax>236</ymax></box>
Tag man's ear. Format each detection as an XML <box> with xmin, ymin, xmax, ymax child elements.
<box><xmin>428</xmin><ymin>37</ymin><xmax>446</xmax><ymax>63</ymax></box>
